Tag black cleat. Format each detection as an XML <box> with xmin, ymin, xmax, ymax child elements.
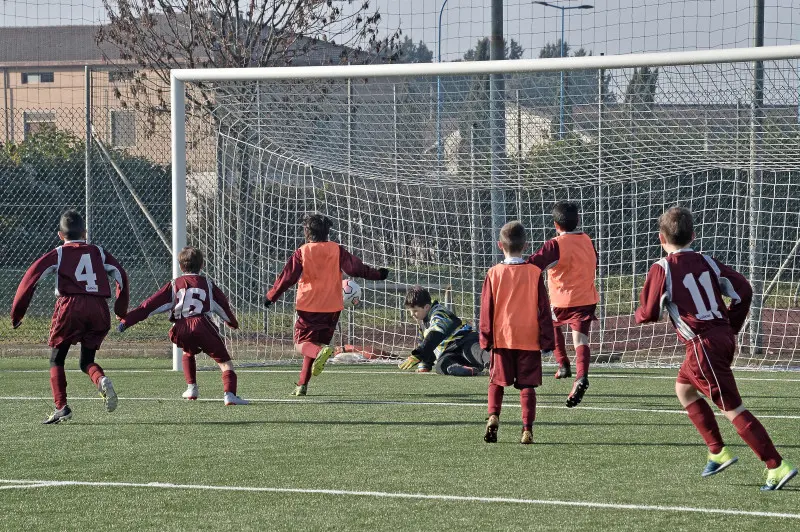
<box><xmin>566</xmin><ymin>377</ymin><xmax>589</xmax><ymax>408</ymax></box>
<box><xmin>484</xmin><ymin>414</ymin><xmax>499</xmax><ymax>443</ymax></box>
<box><xmin>43</xmin><ymin>405</ymin><xmax>73</xmax><ymax>424</ymax></box>
<box><xmin>555</xmin><ymin>364</ymin><xmax>572</xmax><ymax>379</ymax></box>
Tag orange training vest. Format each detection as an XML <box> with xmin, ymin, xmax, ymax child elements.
<box><xmin>296</xmin><ymin>242</ymin><xmax>343</xmax><ymax>312</ymax></box>
<box><xmin>548</xmin><ymin>233</ymin><xmax>599</xmax><ymax>308</ymax></box>
<box><xmin>487</xmin><ymin>263</ymin><xmax>543</xmax><ymax>350</ymax></box>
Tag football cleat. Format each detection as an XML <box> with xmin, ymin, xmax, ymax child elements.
<box><xmin>98</xmin><ymin>376</ymin><xmax>118</xmax><ymax>412</ymax></box>
<box><xmin>566</xmin><ymin>377</ymin><xmax>589</xmax><ymax>408</ymax></box>
<box><xmin>43</xmin><ymin>405</ymin><xmax>73</xmax><ymax>424</ymax></box>
<box><xmin>484</xmin><ymin>414</ymin><xmax>499</xmax><ymax>443</ymax></box>
<box><xmin>702</xmin><ymin>447</ymin><xmax>738</xmax><ymax>477</ymax></box>
<box><xmin>520</xmin><ymin>429</ymin><xmax>533</xmax><ymax>445</ymax></box>
<box><xmin>761</xmin><ymin>460</ymin><xmax>798</xmax><ymax>491</ymax></box>
<box><xmin>291</xmin><ymin>384</ymin><xmax>308</xmax><ymax>396</ymax></box>
<box><xmin>182</xmin><ymin>384</ymin><xmax>199</xmax><ymax>400</ymax></box>
<box><xmin>311</xmin><ymin>345</ymin><xmax>334</xmax><ymax>376</ymax></box>
<box><xmin>223</xmin><ymin>392</ymin><xmax>249</xmax><ymax>406</ymax></box>
<box><xmin>555</xmin><ymin>364</ymin><xmax>572</xmax><ymax>379</ymax></box>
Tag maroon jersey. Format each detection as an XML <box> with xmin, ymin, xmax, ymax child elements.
<box><xmin>635</xmin><ymin>249</ymin><xmax>752</xmax><ymax>342</ymax></box>
<box><xmin>11</xmin><ymin>240</ymin><xmax>129</xmax><ymax>325</ymax></box>
<box><xmin>122</xmin><ymin>274</ymin><xmax>238</xmax><ymax>329</ymax></box>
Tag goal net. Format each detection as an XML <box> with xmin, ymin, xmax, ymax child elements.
<box><xmin>174</xmin><ymin>46</ymin><xmax>800</xmax><ymax>369</ymax></box>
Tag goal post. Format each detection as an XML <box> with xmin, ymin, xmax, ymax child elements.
<box><xmin>171</xmin><ymin>44</ymin><xmax>800</xmax><ymax>370</ymax></box>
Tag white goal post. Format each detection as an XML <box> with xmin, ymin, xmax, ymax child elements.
<box><xmin>170</xmin><ymin>44</ymin><xmax>800</xmax><ymax>371</ymax></box>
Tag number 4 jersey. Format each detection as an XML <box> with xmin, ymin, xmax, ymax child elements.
<box><xmin>122</xmin><ymin>274</ymin><xmax>238</xmax><ymax>329</ymax></box>
<box><xmin>11</xmin><ymin>240</ymin><xmax>129</xmax><ymax>324</ymax></box>
<box><xmin>635</xmin><ymin>248</ymin><xmax>753</xmax><ymax>342</ymax></box>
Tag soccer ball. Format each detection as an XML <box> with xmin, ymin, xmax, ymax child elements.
<box><xmin>342</xmin><ymin>279</ymin><xmax>362</xmax><ymax>307</ymax></box>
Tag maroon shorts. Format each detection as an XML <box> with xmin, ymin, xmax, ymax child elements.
<box><xmin>489</xmin><ymin>348</ymin><xmax>542</xmax><ymax>389</ymax></box>
<box><xmin>677</xmin><ymin>327</ymin><xmax>742</xmax><ymax>411</ymax></box>
<box><xmin>170</xmin><ymin>316</ymin><xmax>231</xmax><ymax>363</ymax></box>
<box><xmin>294</xmin><ymin>310</ymin><xmax>341</xmax><ymax>346</ymax></box>
<box><xmin>49</xmin><ymin>295</ymin><xmax>110</xmax><ymax>350</ymax></box>
<box><xmin>553</xmin><ymin>305</ymin><xmax>597</xmax><ymax>335</ymax></box>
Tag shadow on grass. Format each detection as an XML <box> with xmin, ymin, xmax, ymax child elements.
<box><xmin>113</xmin><ymin>419</ymin><xmax>689</xmax><ymax>428</ymax></box>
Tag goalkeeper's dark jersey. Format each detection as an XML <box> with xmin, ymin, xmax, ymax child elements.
<box><xmin>412</xmin><ymin>301</ymin><xmax>474</xmax><ymax>365</ymax></box>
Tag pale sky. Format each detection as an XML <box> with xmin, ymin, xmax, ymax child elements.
<box><xmin>1</xmin><ymin>0</ymin><xmax>798</xmax><ymax>60</ymax></box>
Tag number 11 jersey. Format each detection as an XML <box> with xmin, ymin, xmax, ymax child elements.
<box><xmin>634</xmin><ymin>248</ymin><xmax>753</xmax><ymax>342</ymax></box>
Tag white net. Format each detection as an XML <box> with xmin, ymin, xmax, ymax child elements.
<box><xmin>183</xmin><ymin>51</ymin><xmax>800</xmax><ymax>369</ymax></box>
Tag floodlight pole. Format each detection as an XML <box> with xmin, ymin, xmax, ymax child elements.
<box><xmin>170</xmin><ymin>74</ymin><xmax>187</xmax><ymax>371</ymax></box>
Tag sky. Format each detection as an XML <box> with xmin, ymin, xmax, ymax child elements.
<box><xmin>1</xmin><ymin>0</ymin><xmax>798</xmax><ymax>61</ymax></box>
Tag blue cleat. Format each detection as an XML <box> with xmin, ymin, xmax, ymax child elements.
<box><xmin>702</xmin><ymin>447</ymin><xmax>738</xmax><ymax>477</ymax></box>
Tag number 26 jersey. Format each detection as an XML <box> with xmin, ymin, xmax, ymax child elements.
<box><xmin>634</xmin><ymin>248</ymin><xmax>753</xmax><ymax>342</ymax></box>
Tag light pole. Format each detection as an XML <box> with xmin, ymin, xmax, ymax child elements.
<box><xmin>437</xmin><ymin>0</ymin><xmax>450</xmax><ymax>170</ymax></box>
<box><xmin>534</xmin><ymin>1</ymin><xmax>593</xmax><ymax>139</ymax></box>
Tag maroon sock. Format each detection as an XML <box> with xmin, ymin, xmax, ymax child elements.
<box><xmin>299</xmin><ymin>342</ymin><xmax>323</xmax><ymax>359</ymax></box>
<box><xmin>222</xmin><ymin>370</ymin><xmax>237</xmax><ymax>395</ymax></box>
<box><xmin>553</xmin><ymin>327</ymin><xmax>569</xmax><ymax>367</ymax></box>
<box><xmin>685</xmin><ymin>399</ymin><xmax>724</xmax><ymax>454</ymax></box>
<box><xmin>86</xmin><ymin>363</ymin><xmax>105</xmax><ymax>386</ymax></box>
<box><xmin>298</xmin><ymin>356</ymin><xmax>314</xmax><ymax>385</ymax></box>
<box><xmin>488</xmin><ymin>383</ymin><xmax>504</xmax><ymax>417</ymax></box>
<box><xmin>182</xmin><ymin>353</ymin><xmax>197</xmax><ymax>385</ymax></box>
<box><xmin>732</xmin><ymin>410</ymin><xmax>782</xmax><ymax>469</ymax></box>
<box><xmin>575</xmin><ymin>345</ymin><xmax>590</xmax><ymax>378</ymax></box>
<box><xmin>520</xmin><ymin>387</ymin><xmax>536</xmax><ymax>430</ymax></box>
<box><xmin>49</xmin><ymin>366</ymin><xmax>67</xmax><ymax>409</ymax></box>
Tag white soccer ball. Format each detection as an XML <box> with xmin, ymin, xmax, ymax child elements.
<box><xmin>342</xmin><ymin>279</ymin><xmax>362</xmax><ymax>307</ymax></box>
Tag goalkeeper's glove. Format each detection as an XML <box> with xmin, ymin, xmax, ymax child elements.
<box><xmin>378</xmin><ymin>267</ymin><xmax>389</xmax><ymax>281</ymax></box>
<box><xmin>117</xmin><ymin>322</ymin><xmax>127</xmax><ymax>333</ymax></box>
<box><xmin>398</xmin><ymin>355</ymin><xmax>420</xmax><ymax>370</ymax></box>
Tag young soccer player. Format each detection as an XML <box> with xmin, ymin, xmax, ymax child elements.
<box><xmin>117</xmin><ymin>246</ymin><xmax>248</xmax><ymax>406</ymax></box>
<box><xmin>11</xmin><ymin>210</ymin><xmax>128</xmax><ymax>424</ymax></box>
<box><xmin>265</xmin><ymin>214</ymin><xmax>389</xmax><ymax>396</ymax></box>
<box><xmin>399</xmin><ymin>286</ymin><xmax>490</xmax><ymax>377</ymax></box>
<box><xmin>636</xmin><ymin>206</ymin><xmax>796</xmax><ymax>491</ymax></box>
<box><xmin>529</xmin><ymin>201</ymin><xmax>599</xmax><ymax>408</ymax></box>
<box><xmin>480</xmin><ymin>221</ymin><xmax>554</xmax><ymax>444</ymax></box>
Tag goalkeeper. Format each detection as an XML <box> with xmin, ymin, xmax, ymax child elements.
<box><xmin>399</xmin><ymin>286</ymin><xmax>489</xmax><ymax>377</ymax></box>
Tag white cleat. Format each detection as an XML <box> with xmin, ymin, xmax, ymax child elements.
<box><xmin>98</xmin><ymin>376</ymin><xmax>118</xmax><ymax>413</ymax></box>
<box><xmin>182</xmin><ymin>384</ymin><xmax>199</xmax><ymax>400</ymax></box>
<box><xmin>224</xmin><ymin>392</ymin><xmax>249</xmax><ymax>406</ymax></box>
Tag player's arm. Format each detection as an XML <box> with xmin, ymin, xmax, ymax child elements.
<box><xmin>478</xmin><ymin>273</ymin><xmax>494</xmax><ymax>351</ymax></box>
<box><xmin>536</xmin><ymin>273</ymin><xmax>555</xmax><ymax>352</ymax></box>
<box><xmin>10</xmin><ymin>250</ymin><xmax>58</xmax><ymax>328</ymax></box>
<box><xmin>635</xmin><ymin>263</ymin><xmax>668</xmax><ymax>324</ymax></box>
<box><xmin>211</xmin><ymin>284</ymin><xmax>239</xmax><ymax>330</ymax></box>
<box><xmin>119</xmin><ymin>282</ymin><xmax>174</xmax><ymax>330</ymax></box>
<box><xmin>528</xmin><ymin>239</ymin><xmax>559</xmax><ymax>271</ymax></box>
<box><xmin>265</xmin><ymin>249</ymin><xmax>303</xmax><ymax>306</ymax></box>
<box><xmin>712</xmin><ymin>259</ymin><xmax>753</xmax><ymax>334</ymax></box>
<box><xmin>102</xmin><ymin>249</ymin><xmax>130</xmax><ymax>319</ymax></box>
<box><xmin>339</xmin><ymin>246</ymin><xmax>389</xmax><ymax>281</ymax></box>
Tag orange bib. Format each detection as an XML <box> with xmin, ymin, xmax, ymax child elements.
<box><xmin>487</xmin><ymin>263</ymin><xmax>543</xmax><ymax>350</ymax></box>
<box><xmin>547</xmin><ymin>233</ymin><xmax>599</xmax><ymax>308</ymax></box>
<box><xmin>296</xmin><ymin>242</ymin><xmax>343</xmax><ymax>312</ymax></box>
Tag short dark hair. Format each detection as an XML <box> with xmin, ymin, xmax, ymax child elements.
<box><xmin>659</xmin><ymin>206</ymin><xmax>694</xmax><ymax>246</ymax></box>
<box><xmin>178</xmin><ymin>246</ymin><xmax>204</xmax><ymax>273</ymax></box>
<box><xmin>303</xmin><ymin>213</ymin><xmax>333</xmax><ymax>243</ymax></box>
<box><xmin>499</xmin><ymin>220</ymin><xmax>526</xmax><ymax>253</ymax></box>
<box><xmin>59</xmin><ymin>210</ymin><xmax>85</xmax><ymax>240</ymax></box>
<box><xmin>552</xmin><ymin>201</ymin><xmax>579</xmax><ymax>232</ymax></box>
<box><xmin>404</xmin><ymin>285</ymin><xmax>432</xmax><ymax>308</ymax></box>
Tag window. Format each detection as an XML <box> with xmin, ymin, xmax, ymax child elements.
<box><xmin>110</xmin><ymin>110</ymin><xmax>136</xmax><ymax>148</ymax></box>
<box><xmin>23</xmin><ymin>111</ymin><xmax>56</xmax><ymax>138</ymax></box>
<box><xmin>21</xmin><ymin>72</ymin><xmax>55</xmax><ymax>84</ymax></box>
<box><xmin>109</xmin><ymin>70</ymin><xmax>134</xmax><ymax>83</ymax></box>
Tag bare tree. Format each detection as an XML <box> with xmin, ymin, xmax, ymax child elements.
<box><xmin>97</xmin><ymin>1</ymin><xmax>400</xmax><ymax>136</ymax></box>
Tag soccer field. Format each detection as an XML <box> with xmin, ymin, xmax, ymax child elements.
<box><xmin>1</xmin><ymin>358</ymin><xmax>798</xmax><ymax>531</ymax></box>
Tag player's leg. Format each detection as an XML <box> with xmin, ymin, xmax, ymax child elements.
<box><xmin>79</xmin><ymin>345</ymin><xmax>117</xmax><ymax>413</ymax></box>
<box><xmin>515</xmin><ymin>349</ymin><xmax>542</xmax><ymax>444</ymax></box>
<box><xmin>293</xmin><ymin>342</ymin><xmax>321</xmax><ymax>396</ymax></box>
<box><xmin>566</xmin><ymin>323</ymin><xmax>591</xmax><ymax>408</ymax></box>
<box><xmin>216</xmin><ymin>359</ymin><xmax>248</xmax><ymax>406</ymax></box>
<box><xmin>201</xmin><ymin>320</ymin><xmax>248</xmax><ymax>405</ymax></box>
<box><xmin>436</xmin><ymin>351</ymin><xmax>482</xmax><ymax>377</ymax></box>
<box><xmin>552</xmin><ymin>324</ymin><xmax>571</xmax><ymax>379</ymax></box>
<box><xmin>310</xmin><ymin>312</ymin><xmax>339</xmax><ymax>377</ymax></box>
<box><xmin>182</xmin><ymin>352</ymin><xmax>199</xmax><ymax>399</ymax></box>
<box><xmin>485</xmin><ymin>349</ymin><xmax>511</xmax><ymax>443</ymax></box>
<box><xmin>44</xmin><ymin>343</ymin><xmax>72</xmax><ymax>424</ymax></box>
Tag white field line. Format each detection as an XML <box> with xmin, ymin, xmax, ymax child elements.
<box><xmin>0</xmin><ymin>478</ymin><xmax>797</xmax><ymax>520</ymax></box>
<box><xmin>2</xmin><ymin>395</ymin><xmax>799</xmax><ymax>420</ymax></box>
<box><xmin>1</xmin><ymin>368</ymin><xmax>799</xmax><ymax>382</ymax></box>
